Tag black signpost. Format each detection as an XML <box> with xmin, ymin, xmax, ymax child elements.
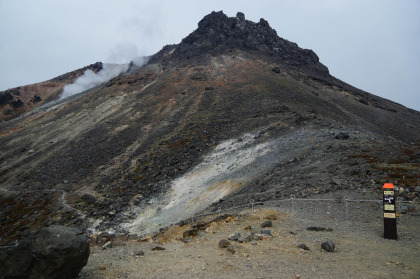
<box><xmin>383</xmin><ymin>183</ymin><xmax>397</xmax><ymax>240</ymax></box>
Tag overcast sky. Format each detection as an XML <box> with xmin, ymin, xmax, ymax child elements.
<box><xmin>0</xmin><ymin>0</ymin><xmax>419</xmax><ymax>111</ymax></box>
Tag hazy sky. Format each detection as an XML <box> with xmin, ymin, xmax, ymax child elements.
<box><xmin>0</xmin><ymin>0</ymin><xmax>419</xmax><ymax>111</ymax></box>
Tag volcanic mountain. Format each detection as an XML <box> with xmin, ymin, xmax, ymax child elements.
<box><xmin>0</xmin><ymin>11</ymin><xmax>419</xmax><ymax>244</ymax></box>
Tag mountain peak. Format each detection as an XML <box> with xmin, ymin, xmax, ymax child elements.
<box><xmin>153</xmin><ymin>11</ymin><xmax>329</xmax><ymax>75</ymax></box>
<box><xmin>197</xmin><ymin>11</ymin><xmax>272</xmax><ymax>31</ymax></box>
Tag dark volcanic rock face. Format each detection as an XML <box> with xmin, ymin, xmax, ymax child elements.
<box><xmin>0</xmin><ymin>11</ymin><xmax>419</xmax><ymax>243</ymax></box>
<box><xmin>153</xmin><ymin>11</ymin><xmax>329</xmax><ymax>75</ymax></box>
<box><xmin>0</xmin><ymin>225</ymin><xmax>89</xmax><ymax>279</ymax></box>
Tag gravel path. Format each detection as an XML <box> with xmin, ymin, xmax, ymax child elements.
<box><xmin>78</xmin><ymin>190</ymin><xmax>420</xmax><ymax>279</ymax></box>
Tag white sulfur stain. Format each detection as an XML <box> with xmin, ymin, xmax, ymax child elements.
<box><xmin>118</xmin><ymin>127</ymin><xmax>325</xmax><ymax>236</ymax></box>
<box><xmin>124</xmin><ymin>131</ymin><xmax>276</xmax><ymax>235</ymax></box>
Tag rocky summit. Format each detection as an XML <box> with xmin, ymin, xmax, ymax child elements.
<box><xmin>0</xmin><ymin>11</ymin><xmax>419</xmax><ymax>245</ymax></box>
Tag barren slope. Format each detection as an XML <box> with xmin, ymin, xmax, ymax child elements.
<box><xmin>0</xmin><ymin>62</ymin><xmax>103</xmax><ymax>122</ymax></box>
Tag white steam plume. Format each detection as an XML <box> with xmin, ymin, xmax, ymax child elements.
<box><xmin>60</xmin><ymin>41</ymin><xmax>149</xmax><ymax>100</ymax></box>
<box><xmin>59</xmin><ymin>63</ymin><xmax>129</xmax><ymax>100</ymax></box>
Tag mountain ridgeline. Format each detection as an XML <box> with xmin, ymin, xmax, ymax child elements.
<box><xmin>0</xmin><ymin>12</ymin><xmax>419</xmax><ymax>244</ymax></box>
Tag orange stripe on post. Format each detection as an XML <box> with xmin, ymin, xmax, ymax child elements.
<box><xmin>383</xmin><ymin>183</ymin><xmax>395</xmax><ymax>189</ymax></box>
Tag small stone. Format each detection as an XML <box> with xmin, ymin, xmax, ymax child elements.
<box><xmin>321</xmin><ymin>240</ymin><xmax>335</xmax><ymax>252</ymax></box>
<box><xmin>228</xmin><ymin>233</ymin><xmax>241</xmax><ymax>241</ymax></box>
<box><xmin>250</xmin><ymin>227</ymin><xmax>262</xmax><ymax>235</ymax></box>
<box><xmin>151</xmin><ymin>246</ymin><xmax>166</xmax><ymax>251</ymax></box>
<box><xmin>135</xmin><ymin>250</ymin><xmax>145</xmax><ymax>257</ymax></box>
<box><xmin>289</xmin><ymin>157</ymin><xmax>299</xmax><ymax>163</ymax></box>
<box><xmin>180</xmin><ymin>237</ymin><xmax>191</xmax><ymax>243</ymax></box>
<box><xmin>251</xmin><ymin>240</ymin><xmax>257</xmax><ymax>245</ymax></box>
<box><xmin>238</xmin><ymin>233</ymin><xmax>253</xmax><ymax>243</ymax></box>
<box><xmin>254</xmin><ymin>234</ymin><xmax>272</xmax><ymax>240</ymax></box>
<box><xmin>298</xmin><ymin>243</ymin><xmax>310</xmax><ymax>250</ymax></box>
<box><xmin>272</xmin><ymin>66</ymin><xmax>280</xmax><ymax>73</ymax></box>
<box><xmin>219</xmin><ymin>239</ymin><xmax>230</xmax><ymax>248</ymax></box>
<box><xmin>227</xmin><ymin>244</ymin><xmax>237</xmax><ymax>254</ymax></box>
<box><xmin>335</xmin><ymin>132</ymin><xmax>349</xmax><ymax>140</ymax></box>
<box><xmin>306</xmin><ymin>227</ymin><xmax>333</xmax><ymax>232</ymax></box>
<box><xmin>261</xmin><ymin>220</ymin><xmax>272</xmax><ymax>228</ymax></box>
<box><xmin>96</xmin><ymin>232</ymin><xmax>113</xmax><ymax>245</ymax></box>
<box><xmin>102</xmin><ymin>241</ymin><xmax>112</xmax><ymax>249</ymax></box>
<box><xmin>261</xmin><ymin>229</ymin><xmax>272</xmax><ymax>236</ymax></box>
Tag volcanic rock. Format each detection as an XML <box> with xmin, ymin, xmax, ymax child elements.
<box><xmin>298</xmin><ymin>243</ymin><xmax>310</xmax><ymax>250</ymax></box>
<box><xmin>261</xmin><ymin>220</ymin><xmax>272</xmax><ymax>228</ymax></box>
<box><xmin>228</xmin><ymin>233</ymin><xmax>241</xmax><ymax>241</ymax></box>
<box><xmin>306</xmin><ymin>227</ymin><xmax>333</xmax><ymax>232</ymax></box>
<box><xmin>0</xmin><ymin>225</ymin><xmax>89</xmax><ymax>279</ymax></box>
<box><xmin>151</xmin><ymin>246</ymin><xmax>166</xmax><ymax>251</ymax></box>
<box><xmin>227</xmin><ymin>244</ymin><xmax>238</xmax><ymax>254</ymax></box>
<box><xmin>219</xmin><ymin>239</ymin><xmax>230</xmax><ymax>248</ymax></box>
<box><xmin>335</xmin><ymin>132</ymin><xmax>349</xmax><ymax>140</ymax></box>
<box><xmin>261</xmin><ymin>229</ymin><xmax>272</xmax><ymax>236</ymax></box>
<box><xmin>134</xmin><ymin>250</ymin><xmax>145</xmax><ymax>257</ymax></box>
<box><xmin>238</xmin><ymin>233</ymin><xmax>253</xmax><ymax>243</ymax></box>
<box><xmin>321</xmin><ymin>240</ymin><xmax>335</xmax><ymax>252</ymax></box>
<box><xmin>11</xmin><ymin>99</ymin><xmax>23</xmax><ymax>108</ymax></box>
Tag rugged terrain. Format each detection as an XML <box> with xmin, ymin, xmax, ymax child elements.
<box><xmin>0</xmin><ymin>62</ymin><xmax>103</xmax><ymax>122</ymax></box>
<box><xmin>0</xmin><ymin>11</ymin><xmax>419</xmax><ymax>247</ymax></box>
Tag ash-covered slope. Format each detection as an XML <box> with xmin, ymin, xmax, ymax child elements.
<box><xmin>0</xmin><ymin>12</ymin><xmax>419</xmax><ymax>242</ymax></box>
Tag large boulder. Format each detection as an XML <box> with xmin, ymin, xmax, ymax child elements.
<box><xmin>0</xmin><ymin>225</ymin><xmax>90</xmax><ymax>279</ymax></box>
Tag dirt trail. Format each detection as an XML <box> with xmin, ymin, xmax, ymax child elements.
<box><xmin>79</xmin><ymin>191</ymin><xmax>420</xmax><ymax>279</ymax></box>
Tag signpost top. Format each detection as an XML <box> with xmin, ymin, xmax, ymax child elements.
<box><xmin>383</xmin><ymin>183</ymin><xmax>395</xmax><ymax>189</ymax></box>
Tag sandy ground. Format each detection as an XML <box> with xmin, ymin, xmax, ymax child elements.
<box><xmin>78</xmin><ymin>191</ymin><xmax>420</xmax><ymax>279</ymax></box>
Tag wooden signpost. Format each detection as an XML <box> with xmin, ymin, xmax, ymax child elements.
<box><xmin>383</xmin><ymin>183</ymin><xmax>397</xmax><ymax>240</ymax></box>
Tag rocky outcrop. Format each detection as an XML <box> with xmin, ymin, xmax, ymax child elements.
<box><xmin>0</xmin><ymin>225</ymin><xmax>90</xmax><ymax>279</ymax></box>
<box><xmin>152</xmin><ymin>11</ymin><xmax>329</xmax><ymax>75</ymax></box>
